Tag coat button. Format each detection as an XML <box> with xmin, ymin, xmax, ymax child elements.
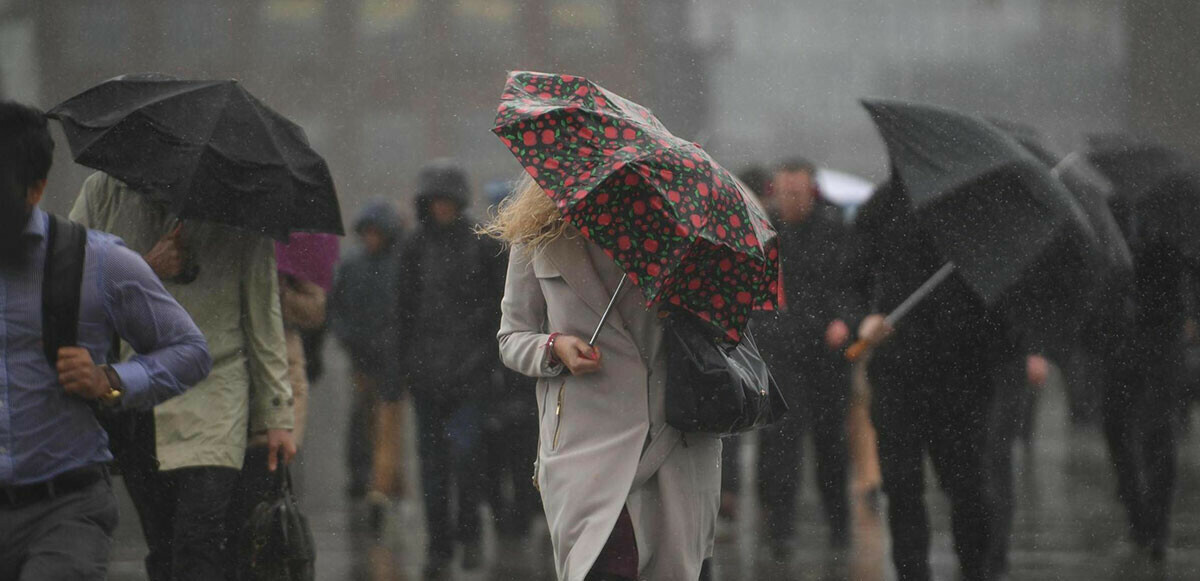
<box><xmin>272</xmin><ymin>397</ymin><xmax>281</xmax><ymax>406</ymax></box>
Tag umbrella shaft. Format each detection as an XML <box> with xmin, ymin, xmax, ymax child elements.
<box><xmin>590</xmin><ymin>274</ymin><xmax>628</xmax><ymax>346</ymax></box>
<box><xmin>885</xmin><ymin>261</ymin><xmax>956</xmax><ymax>326</ymax></box>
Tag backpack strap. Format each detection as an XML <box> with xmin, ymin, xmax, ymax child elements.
<box><xmin>41</xmin><ymin>214</ymin><xmax>88</xmax><ymax>367</ymax></box>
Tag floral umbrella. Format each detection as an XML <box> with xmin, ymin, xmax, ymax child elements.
<box><xmin>492</xmin><ymin>71</ymin><xmax>780</xmax><ymax>342</ymax></box>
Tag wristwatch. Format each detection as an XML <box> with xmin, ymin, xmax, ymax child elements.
<box><xmin>99</xmin><ymin>365</ymin><xmax>124</xmax><ymax>404</ymax></box>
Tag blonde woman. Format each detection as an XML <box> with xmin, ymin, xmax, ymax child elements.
<box><xmin>485</xmin><ymin>175</ymin><xmax>720</xmax><ymax>581</ymax></box>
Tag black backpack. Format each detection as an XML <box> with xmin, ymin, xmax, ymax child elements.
<box><xmin>41</xmin><ymin>214</ymin><xmax>88</xmax><ymax>367</ymax></box>
<box><xmin>42</xmin><ymin>214</ymin><xmax>157</xmax><ymax>472</ymax></box>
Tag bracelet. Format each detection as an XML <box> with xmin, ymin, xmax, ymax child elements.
<box><xmin>545</xmin><ymin>332</ymin><xmax>562</xmax><ymax>364</ymax></box>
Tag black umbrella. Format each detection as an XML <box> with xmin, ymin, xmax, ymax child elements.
<box><xmin>1087</xmin><ymin>136</ymin><xmax>1200</xmax><ymax>268</ymax></box>
<box><xmin>987</xmin><ymin>120</ymin><xmax>1134</xmax><ymax>361</ymax></box>
<box><xmin>47</xmin><ymin>74</ymin><xmax>342</xmax><ymax>240</ymax></box>
<box><xmin>990</xmin><ymin>119</ymin><xmax>1132</xmax><ymax>279</ymax></box>
<box><xmin>847</xmin><ymin>99</ymin><xmax>1099</xmax><ymax>360</ymax></box>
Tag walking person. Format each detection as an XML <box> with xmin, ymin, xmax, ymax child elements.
<box><xmin>329</xmin><ymin>200</ymin><xmax>407</xmax><ymax>530</ymax></box>
<box><xmin>754</xmin><ymin>158</ymin><xmax>863</xmax><ymax>555</ymax></box>
<box><xmin>226</xmin><ymin>232</ymin><xmax>337</xmax><ymax>578</ymax></box>
<box><xmin>849</xmin><ymin>181</ymin><xmax>1018</xmax><ymax>581</ymax></box>
<box><xmin>0</xmin><ymin>100</ymin><xmax>211</xmax><ymax>580</ymax></box>
<box><xmin>70</xmin><ymin>171</ymin><xmax>297</xmax><ymax>581</ymax></box>
<box><xmin>397</xmin><ymin>160</ymin><xmax>505</xmax><ymax>578</ymax></box>
<box><xmin>488</xmin><ymin>174</ymin><xmax>723</xmax><ymax>580</ymax></box>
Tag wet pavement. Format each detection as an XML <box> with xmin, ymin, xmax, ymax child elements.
<box><xmin>109</xmin><ymin>347</ymin><xmax>1200</xmax><ymax>580</ymax></box>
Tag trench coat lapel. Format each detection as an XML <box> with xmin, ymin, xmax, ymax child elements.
<box><xmin>542</xmin><ymin>234</ymin><xmax>635</xmax><ymax>346</ymax></box>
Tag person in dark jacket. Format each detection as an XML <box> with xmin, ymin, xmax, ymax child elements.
<box><xmin>479</xmin><ymin>180</ymin><xmax>542</xmax><ymax>539</ymax></box>
<box><xmin>753</xmin><ymin>158</ymin><xmax>864</xmax><ymax>554</ymax></box>
<box><xmin>1095</xmin><ymin>191</ymin><xmax>1194</xmax><ymax>561</ymax></box>
<box><xmin>397</xmin><ymin>160</ymin><xmax>505</xmax><ymax>578</ymax></box>
<box><xmin>850</xmin><ymin>181</ymin><xmax>1029</xmax><ymax>581</ymax></box>
<box><xmin>329</xmin><ymin>200</ymin><xmax>404</xmax><ymax>510</ymax></box>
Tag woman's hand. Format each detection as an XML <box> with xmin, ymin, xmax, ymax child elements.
<box><xmin>552</xmin><ymin>334</ymin><xmax>602</xmax><ymax>375</ymax></box>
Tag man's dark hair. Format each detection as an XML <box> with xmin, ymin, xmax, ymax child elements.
<box><xmin>0</xmin><ymin>101</ymin><xmax>55</xmax><ymax>268</ymax></box>
<box><xmin>776</xmin><ymin>157</ymin><xmax>816</xmax><ymax>175</ymax></box>
<box><xmin>0</xmin><ymin>100</ymin><xmax>54</xmax><ymax>192</ymax></box>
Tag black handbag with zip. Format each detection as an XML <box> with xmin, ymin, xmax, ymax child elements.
<box><xmin>246</xmin><ymin>466</ymin><xmax>316</xmax><ymax>581</ymax></box>
<box><xmin>663</xmin><ymin>314</ymin><xmax>788</xmax><ymax>436</ymax></box>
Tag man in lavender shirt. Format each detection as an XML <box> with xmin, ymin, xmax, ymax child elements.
<box><xmin>0</xmin><ymin>101</ymin><xmax>211</xmax><ymax>580</ymax></box>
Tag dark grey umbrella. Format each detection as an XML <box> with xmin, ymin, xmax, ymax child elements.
<box><xmin>48</xmin><ymin>74</ymin><xmax>342</xmax><ymax>240</ymax></box>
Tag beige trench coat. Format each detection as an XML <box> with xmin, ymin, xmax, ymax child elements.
<box><xmin>498</xmin><ymin>233</ymin><xmax>720</xmax><ymax>581</ymax></box>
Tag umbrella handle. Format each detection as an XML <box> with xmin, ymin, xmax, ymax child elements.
<box><xmin>845</xmin><ymin>339</ymin><xmax>871</xmax><ymax>362</ymax></box>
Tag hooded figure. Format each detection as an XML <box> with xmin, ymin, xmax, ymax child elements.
<box><xmin>396</xmin><ymin>160</ymin><xmax>507</xmax><ymax>576</ymax></box>
<box><xmin>328</xmin><ymin>200</ymin><xmax>405</xmax><ymax>506</ymax></box>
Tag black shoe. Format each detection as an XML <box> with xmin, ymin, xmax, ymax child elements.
<box><xmin>462</xmin><ymin>540</ymin><xmax>484</xmax><ymax>570</ymax></box>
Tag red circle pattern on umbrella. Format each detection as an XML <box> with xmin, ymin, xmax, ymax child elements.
<box><xmin>492</xmin><ymin>71</ymin><xmax>780</xmax><ymax>342</ymax></box>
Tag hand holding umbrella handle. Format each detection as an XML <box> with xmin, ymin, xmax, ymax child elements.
<box><xmin>844</xmin><ymin>262</ymin><xmax>956</xmax><ymax>362</ymax></box>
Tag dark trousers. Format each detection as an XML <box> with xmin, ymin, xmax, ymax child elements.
<box><xmin>871</xmin><ymin>360</ymin><xmax>996</xmax><ymax>581</ymax></box>
<box><xmin>412</xmin><ymin>391</ymin><xmax>484</xmax><ymax>564</ymax></box>
<box><xmin>757</xmin><ymin>353</ymin><xmax>849</xmax><ymax>545</ymax></box>
<box><xmin>0</xmin><ymin>472</ymin><xmax>118</xmax><ymax>581</ymax></box>
<box><xmin>482</xmin><ymin>417</ymin><xmax>542</xmax><ymax>536</ymax></box>
<box><xmin>1101</xmin><ymin>345</ymin><xmax>1182</xmax><ymax>549</ymax></box>
<box><xmin>984</xmin><ymin>360</ymin><xmax>1030</xmax><ymax>576</ymax></box>
<box><xmin>346</xmin><ymin>371</ymin><xmax>380</xmax><ymax>498</ymax></box>
<box><xmin>225</xmin><ymin>446</ymin><xmax>279</xmax><ymax>580</ymax></box>
<box><xmin>122</xmin><ymin>461</ymin><xmax>241</xmax><ymax>581</ymax></box>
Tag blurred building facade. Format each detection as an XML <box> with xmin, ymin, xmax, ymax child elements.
<box><xmin>0</xmin><ymin>0</ymin><xmax>1195</xmax><ymax>221</ymax></box>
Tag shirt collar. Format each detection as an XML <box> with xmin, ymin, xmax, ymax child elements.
<box><xmin>25</xmin><ymin>206</ymin><xmax>48</xmax><ymax>240</ymax></box>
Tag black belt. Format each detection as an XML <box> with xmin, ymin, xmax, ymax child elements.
<box><xmin>0</xmin><ymin>465</ymin><xmax>107</xmax><ymax>508</ymax></box>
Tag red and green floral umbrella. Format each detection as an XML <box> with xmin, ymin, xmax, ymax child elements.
<box><xmin>492</xmin><ymin>71</ymin><xmax>780</xmax><ymax>342</ymax></box>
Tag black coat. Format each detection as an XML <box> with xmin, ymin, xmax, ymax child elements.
<box><xmin>396</xmin><ymin>218</ymin><xmax>506</xmax><ymax>395</ymax></box>
<box><xmin>848</xmin><ymin>184</ymin><xmax>1019</xmax><ymax>379</ymax></box>
<box><xmin>754</xmin><ymin>201</ymin><xmax>866</xmax><ymax>375</ymax></box>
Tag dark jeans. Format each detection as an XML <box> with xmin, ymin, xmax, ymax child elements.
<box><xmin>0</xmin><ymin>471</ymin><xmax>118</xmax><ymax>581</ymax></box>
<box><xmin>122</xmin><ymin>462</ymin><xmax>241</xmax><ymax>581</ymax></box>
<box><xmin>1101</xmin><ymin>342</ymin><xmax>1182</xmax><ymax>549</ymax></box>
<box><xmin>871</xmin><ymin>359</ymin><xmax>995</xmax><ymax>581</ymax></box>
<box><xmin>412</xmin><ymin>390</ymin><xmax>484</xmax><ymax>565</ymax></box>
<box><xmin>757</xmin><ymin>352</ymin><xmax>849</xmax><ymax>545</ymax></box>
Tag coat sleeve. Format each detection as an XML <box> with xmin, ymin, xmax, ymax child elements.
<box><xmin>68</xmin><ymin>172</ymin><xmax>111</xmax><ymax>228</ymax></box>
<box><xmin>242</xmin><ymin>236</ymin><xmax>295</xmax><ymax>432</ymax></box>
<box><xmin>497</xmin><ymin>245</ymin><xmax>564</xmax><ymax>379</ymax></box>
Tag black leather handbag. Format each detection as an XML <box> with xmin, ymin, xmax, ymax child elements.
<box><xmin>246</xmin><ymin>467</ymin><xmax>316</xmax><ymax>581</ymax></box>
<box><xmin>663</xmin><ymin>314</ymin><xmax>788</xmax><ymax>435</ymax></box>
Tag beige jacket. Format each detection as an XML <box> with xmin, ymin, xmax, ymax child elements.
<box><xmin>70</xmin><ymin>172</ymin><xmax>293</xmax><ymax>471</ymax></box>
<box><xmin>498</xmin><ymin>233</ymin><xmax>720</xmax><ymax>581</ymax></box>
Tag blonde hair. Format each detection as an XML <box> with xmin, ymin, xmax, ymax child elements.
<box><xmin>478</xmin><ymin>172</ymin><xmax>568</xmax><ymax>251</ymax></box>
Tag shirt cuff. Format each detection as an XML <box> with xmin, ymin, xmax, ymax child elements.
<box><xmin>109</xmin><ymin>361</ymin><xmax>150</xmax><ymax>409</ymax></box>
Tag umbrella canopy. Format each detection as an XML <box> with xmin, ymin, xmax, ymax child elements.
<box><xmin>48</xmin><ymin>74</ymin><xmax>342</xmax><ymax>240</ymax></box>
<box><xmin>1087</xmin><ymin>137</ymin><xmax>1200</xmax><ymax>268</ymax></box>
<box><xmin>275</xmin><ymin>233</ymin><xmax>340</xmax><ymax>293</ymax></box>
<box><xmin>990</xmin><ymin>120</ymin><xmax>1132</xmax><ymax>279</ymax></box>
<box><xmin>493</xmin><ymin>71</ymin><xmax>780</xmax><ymax>342</ymax></box>
<box><xmin>861</xmin><ymin>98</ymin><xmax>1097</xmax><ymax>306</ymax></box>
